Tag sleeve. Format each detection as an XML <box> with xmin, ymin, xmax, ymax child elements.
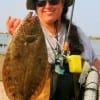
<box><xmin>77</xmin><ymin>27</ymin><xmax>97</xmax><ymax>65</ymax></box>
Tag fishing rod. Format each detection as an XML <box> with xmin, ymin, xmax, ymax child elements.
<box><xmin>67</xmin><ymin>0</ymin><xmax>75</xmax><ymax>39</ymax></box>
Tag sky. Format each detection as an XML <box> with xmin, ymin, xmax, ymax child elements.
<box><xmin>0</xmin><ymin>0</ymin><xmax>100</xmax><ymax>37</ymax></box>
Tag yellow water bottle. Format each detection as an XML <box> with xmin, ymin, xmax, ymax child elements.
<box><xmin>66</xmin><ymin>55</ymin><xmax>82</xmax><ymax>73</ymax></box>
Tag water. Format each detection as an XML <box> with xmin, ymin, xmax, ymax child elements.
<box><xmin>0</xmin><ymin>33</ymin><xmax>100</xmax><ymax>57</ymax></box>
<box><xmin>90</xmin><ymin>40</ymin><xmax>100</xmax><ymax>58</ymax></box>
<box><xmin>0</xmin><ymin>33</ymin><xmax>11</xmax><ymax>54</ymax></box>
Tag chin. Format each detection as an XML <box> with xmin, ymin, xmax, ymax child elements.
<box><xmin>44</xmin><ymin>18</ymin><xmax>57</xmax><ymax>24</ymax></box>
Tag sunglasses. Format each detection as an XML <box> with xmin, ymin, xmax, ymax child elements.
<box><xmin>35</xmin><ymin>0</ymin><xmax>60</xmax><ymax>7</ymax></box>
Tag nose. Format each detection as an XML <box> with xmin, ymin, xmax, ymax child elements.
<box><xmin>45</xmin><ymin>0</ymin><xmax>53</xmax><ymax>7</ymax></box>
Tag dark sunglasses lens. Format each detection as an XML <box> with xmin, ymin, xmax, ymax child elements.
<box><xmin>36</xmin><ymin>0</ymin><xmax>59</xmax><ymax>7</ymax></box>
<box><xmin>36</xmin><ymin>0</ymin><xmax>46</xmax><ymax>7</ymax></box>
<box><xmin>49</xmin><ymin>0</ymin><xmax>59</xmax><ymax>5</ymax></box>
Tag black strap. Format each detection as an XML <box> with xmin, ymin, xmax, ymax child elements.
<box><xmin>50</xmin><ymin>64</ymin><xmax>59</xmax><ymax>99</ymax></box>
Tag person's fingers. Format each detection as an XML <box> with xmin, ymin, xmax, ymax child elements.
<box><xmin>13</xmin><ymin>19</ymin><xmax>21</xmax><ymax>28</ymax></box>
<box><xmin>7</xmin><ymin>12</ymin><xmax>33</xmax><ymax>35</ymax></box>
<box><xmin>9</xmin><ymin>18</ymin><xmax>17</xmax><ymax>27</ymax></box>
<box><xmin>9</xmin><ymin>27</ymin><xmax>14</xmax><ymax>35</ymax></box>
<box><xmin>6</xmin><ymin>16</ymin><xmax>12</xmax><ymax>30</ymax></box>
<box><xmin>6</xmin><ymin>16</ymin><xmax>10</xmax><ymax>25</ymax></box>
<box><xmin>6</xmin><ymin>17</ymin><xmax>15</xmax><ymax>30</ymax></box>
<box><xmin>6</xmin><ymin>17</ymin><xmax>20</xmax><ymax>35</ymax></box>
<box><xmin>8</xmin><ymin>19</ymin><xmax>19</xmax><ymax>35</ymax></box>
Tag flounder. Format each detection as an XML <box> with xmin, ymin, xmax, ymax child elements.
<box><xmin>2</xmin><ymin>12</ymin><xmax>50</xmax><ymax>100</ymax></box>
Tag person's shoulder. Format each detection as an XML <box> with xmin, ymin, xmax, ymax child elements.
<box><xmin>76</xmin><ymin>26</ymin><xmax>88</xmax><ymax>38</ymax></box>
<box><xmin>76</xmin><ymin>26</ymin><xmax>91</xmax><ymax>44</ymax></box>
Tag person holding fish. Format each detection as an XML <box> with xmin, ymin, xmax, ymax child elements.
<box><xmin>4</xmin><ymin>0</ymin><xmax>100</xmax><ymax>100</ymax></box>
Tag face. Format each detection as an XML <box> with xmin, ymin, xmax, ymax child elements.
<box><xmin>36</xmin><ymin>0</ymin><xmax>64</xmax><ymax>26</ymax></box>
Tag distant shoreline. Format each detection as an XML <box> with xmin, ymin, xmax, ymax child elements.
<box><xmin>89</xmin><ymin>36</ymin><xmax>100</xmax><ymax>40</ymax></box>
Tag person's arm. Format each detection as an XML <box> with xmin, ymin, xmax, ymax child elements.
<box><xmin>93</xmin><ymin>58</ymin><xmax>100</xmax><ymax>74</ymax></box>
<box><xmin>77</xmin><ymin>27</ymin><xmax>100</xmax><ymax>73</ymax></box>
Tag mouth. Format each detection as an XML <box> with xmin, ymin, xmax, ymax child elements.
<box><xmin>44</xmin><ymin>10</ymin><xmax>55</xmax><ymax>15</ymax></box>
<box><xmin>45</xmin><ymin>11</ymin><xmax>53</xmax><ymax>14</ymax></box>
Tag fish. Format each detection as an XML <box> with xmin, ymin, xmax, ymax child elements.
<box><xmin>2</xmin><ymin>12</ymin><xmax>50</xmax><ymax>100</ymax></box>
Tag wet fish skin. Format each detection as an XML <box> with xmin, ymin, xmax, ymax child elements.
<box><xmin>2</xmin><ymin>12</ymin><xmax>50</xmax><ymax>100</ymax></box>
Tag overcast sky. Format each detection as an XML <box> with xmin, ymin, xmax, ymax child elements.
<box><xmin>0</xmin><ymin>0</ymin><xmax>100</xmax><ymax>36</ymax></box>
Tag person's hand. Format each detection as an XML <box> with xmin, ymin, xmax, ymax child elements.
<box><xmin>6</xmin><ymin>16</ymin><xmax>21</xmax><ymax>35</ymax></box>
<box><xmin>93</xmin><ymin>59</ymin><xmax>100</xmax><ymax>73</ymax></box>
<box><xmin>6</xmin><ymin>15</ymin><xmax>35</xmax><ymax>35</ymax></box>
<box><xmin>93</xmin><ymin>58</ymin><xmax>100</xmax><ymax>82</ymax></box>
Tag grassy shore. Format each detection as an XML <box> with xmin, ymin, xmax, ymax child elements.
<box><xmin>0</xmin><ymin>54</ymin><xmax>5</xmax><ymax>80</ymax></box>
